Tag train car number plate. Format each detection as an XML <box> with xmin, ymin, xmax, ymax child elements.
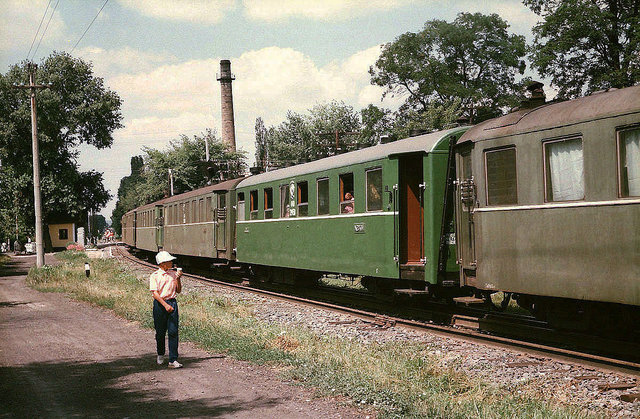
<box><xmin>354</xmin><ymin>223</ymin><xmax>365</xmax><ymax>233</ymax></box>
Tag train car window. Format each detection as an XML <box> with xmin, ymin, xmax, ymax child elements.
<box><xmin>317</xmin><ymin>178</ymin><xmax>329</xmax><ymax>215</ymax></box>
<box><xmin>250</xmin><ymin>190</ymin><xmax>258</xmax><ymax>220</ymax></box>
<box><xmin>185</xmin><ymin>202</ymin><xmax>191</xmax><ymax>223</ymax></box>
<box><xmin>297</xmin><ymin>182</ymin><xmax>308</xmax><ymax>216</ymax></box>
<box><xmin>366</xmin><ymin>168</ymin><xmax>383</xmax><ymax>211</ymax></box>
<box><xmin>237</xmin><ymin>193</ymin><xmax>245</xmax><ymax>221</ymax></box>
<box><xmin>192</xmin><ymin>200</ymin><xmax>197</xmax><ymax>223</ymax></box>
<box><xmin>173</xmin><ymin>205</ymin><xmax>178</xmax><ymax>225</ymax></box>
<box><xmin>484</xmin><ymin>147</ymin><xmax>517</xmax><ymax>205</ymax></box>
<box><xmin>264</xmin><ymin>188</ymin><xmax>273</xmax><ymax>219</ymax></box>
<box><xmin>339</xmin><ymin>173</ymin><xmax>354</xmax><ymax>214</ymax></box>
<box><xmin>180</xmin><ymin>203</ymin><xmax>185</xmax><ymax>224</ymax></box>
<box><xmin>205</xmin><ymin>198</ymin><xmax>211</xmax><ymax>221</ymax></box>
<box><xmin>544</xmin><ymin>137</ymin><xmax>584</xmax><ymax>202</ymax></box>
<box><xmin>199</xmin><ymin>199</ymin><xmax>204</xmax><ymax>222</ymax></box>
<box><xmin>280</xmin><ymin>185</ymin><xmax>289</xmax><ymax>217</ymax></box>
<box><xmin>618</xmin><ymin>127</ymin><xmax>640</xmax><ymax>197</ymax></box>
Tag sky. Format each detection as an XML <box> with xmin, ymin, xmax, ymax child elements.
<box><xmin>0</xmin><ymin>0</ymin><xmax>542</xmax><ymax>221</ymax></box>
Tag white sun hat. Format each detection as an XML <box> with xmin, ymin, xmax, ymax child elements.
<box><xmin>156</xmin><ymin>251</ymin><xmax>176</xmax><ymax>265</ymax></box>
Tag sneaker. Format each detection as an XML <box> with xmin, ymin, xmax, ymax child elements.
<box><xmin>167</xmin><ymin>360</ymin><xmax>183</xmax><ymax>369</ymax></box>
<box><xmin>156</xmin><ymin>355</ymin><xmax>164</xmax><ymax>365</ymax></box>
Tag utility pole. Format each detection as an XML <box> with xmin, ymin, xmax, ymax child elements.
<box><xmin>168</xmin><ymin>168</ymin><xmax>174</xmax><ymax>196</ymax></box>
<box><xmin>13</xmin><ymin>63</ymin><xmax>49</xmax><ymax>267</ymax></box>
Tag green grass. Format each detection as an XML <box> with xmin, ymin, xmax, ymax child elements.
<box><xmin>0</xmin><ymin>254</ymin><xmax>10</xmax><ymax>268</ymax></box>
<box><xmin>25</xmin><ymin>251</ymin><xmax>597</xmax><ymax>418</ymax></box>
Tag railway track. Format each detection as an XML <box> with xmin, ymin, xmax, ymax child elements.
<box><xmin>113</xmin><ymin>245</ymin><xmax>640</xmax><ymax>377</ymax></box>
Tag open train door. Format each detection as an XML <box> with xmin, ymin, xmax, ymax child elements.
<box><xmin>454</xmin><ymin>145</ymin><xmax>477</xmax><ymax>285</ymax></box>
<box><xmin>398</xmin><ymin>153</ymin><xmax>425</xmax><ymax>281</ymax></box>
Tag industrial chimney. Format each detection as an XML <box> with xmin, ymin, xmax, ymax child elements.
<box><xmin>216</xmin><ymin>60</ymin><xmax>236</xmax><ymax>152</ymax></box>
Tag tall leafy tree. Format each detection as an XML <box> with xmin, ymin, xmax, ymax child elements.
<box><xmin>0</xmin><ymin>52</ymin><xmax>122</xmax><ymax>245</ymax></box>
<box><xmin>525</xmin><ymin>0</ymin><xmax>640</xmax><ymax>98</ymax></box>
<box><xmin>369</xmin><ymin>13</ymin><xmax>527</xmax><ymax>123</ymax></box>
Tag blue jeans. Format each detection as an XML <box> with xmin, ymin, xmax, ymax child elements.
<box><xmin>153</xmin><ymin>299</ymin><xmax>179</xmax><ymax>362</ymax></box>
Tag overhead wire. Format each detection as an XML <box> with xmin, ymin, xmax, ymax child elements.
<box><xmin>31</xmin><ymin>0</ymin><xmax>60</xmax><ymax>61</ymax></box>
<box><xmin>71</xmin><ymin>0</ymin><xmax>110</xmax><ymax>53</ymax></box>
<box><xmin>26</xmin><ymin>0</ymin><xmax>53</xmax><ymax>61</ymax></box>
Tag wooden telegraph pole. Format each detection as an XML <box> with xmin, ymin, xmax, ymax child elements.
<box><xmin>14</xmin><ymin>63</ymin><xmax>49</xmax><ymax>267</ymax></box>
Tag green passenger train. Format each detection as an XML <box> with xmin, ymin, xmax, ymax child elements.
<box><xmin>123</xmin><ymin>84</ymin><xmax>640</xmax><ymax>332</ymax></box>
<box><xmin>234</xmin><ymin>127</ymin><xmax>467</xmax><ymax>290</ymax></box>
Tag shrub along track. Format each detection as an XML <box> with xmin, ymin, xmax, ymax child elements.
<box><xmin>115</xmin><ymin>245</ymin><xmax>640</xmax><ymax>381</ymax></box>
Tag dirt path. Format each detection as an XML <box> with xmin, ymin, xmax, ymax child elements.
<box><xmin>0</xmin><ymin>255</ymin><xmax>366</xmax><ymax>418</ymax></box>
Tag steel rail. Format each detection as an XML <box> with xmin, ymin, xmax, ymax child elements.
<box><xmin>114</xmin><ymin>246</ymin><xmax>640</xmax><ymax>376</ymax></box>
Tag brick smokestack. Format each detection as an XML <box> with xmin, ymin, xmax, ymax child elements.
<box><xmin>216</xmin><ymin>60</ymin><xmax>236</xmax><ymax>152</ymax></box>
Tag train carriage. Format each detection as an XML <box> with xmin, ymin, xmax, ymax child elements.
<box><xmin>161</xmin><ymin>178</ymin><xmax>244</xmax><ymax>260</ymax></box>
<box><xmin>121</xmin><ymin>210</ymin><xmax>136</xmax><ymax>247</ymax></box>
<box><xmin>134</xmin><ymin>201</ymin><xmax>166</xmax><ymax>252</ymax></box>
<box><xmin>454</xmin><ymin>84</ymin><xmax>640</xmax><ymax>326</ymax></box>
<box><xmin>235</xmin><ymin>127</ymin><xmax>468</xmax><ymax>289</ymax></box>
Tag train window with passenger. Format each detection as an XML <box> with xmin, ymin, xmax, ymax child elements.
<box><xmin>618</xmin><ymin>127</ymin><xmax>640</xmax><ymax>197</ymax></box>
<box><xmin>339</xmin><ymin>173</ymin><xmax>354</xmax><ymax>214</ymax></box>
<box><xmin>297</xmin><ymin>182</ymin><xmax>308</xmax><ymax>216</ymax></box>
<box><xmin>264</xmin><ymin>188</ymin><xmax>273</xmax><ymax>219</ymax></box>
<box><xmin>250</xmin><ymin>190</ymin><xmax>258</xmax><ymax>220</ymax></box>
<box><xmin>236</xmin><ymin>193</ymin><xmax>245</xmax><ymax>221</ymax></box>
<box><xmin>366</xmin><ymin>168</ymin><xmax>383</xmax><ymax>211</ymax></box>
<box><xmin>484</xmin><ymin>147</ymin><xmax>518</xmax><ymax>205</ymax></box>
<box><xmin>280</xmin><ymin>185</ymin><xmax>289</xmax><ymax>217</ymax></box>
<box><xmin>544</xmin><ymin>137</ymin><xmax>584</xmax><ymax>202</ymax></box>
<box><xmin>317</xmin><ymin>178</ymin><xmax>329</xmax><ymax>215</ymax></box>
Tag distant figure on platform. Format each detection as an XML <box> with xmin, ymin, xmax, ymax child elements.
<box><xmin>150</xmin><ymin>251</ymin><xmax>183</xmax><ymax>368</ymax></box>
<box><xmin>13</xmin><ymin>239</ymin><xmax>21</xmax><ymax>255</ymax></box>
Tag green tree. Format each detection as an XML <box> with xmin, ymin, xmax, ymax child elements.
<box><xmin>258</xmin><ymin>101</ymin><xmax>367</xmax><ymax>168</ymax></box>
<box><xmin>369</xmin><ymin>12</ymin><xmax>527</xmax><ymax>123</ymax></box>
<box><xmin>111</xmin><ymin>130</ymin><xmax>246</xmax><ymax>231</ymax></box>
<box><xmin>525</xmin><ymin>0</ymin><xmax>640</xmax><ymax>98</ymax></box>
<box><xmin>254</xmin><ymin>117</ymin><xmax>268</xmax><ymax>168</ymax></box>
<box><xmin>0</xmin><ymin>52</ymin><xmax>122</xmax><ymax>245</ymax></box>
<box><xmin>111</xmin><ymin>156</ymin><xmax>144</xmax><ymax>234</ymax></box>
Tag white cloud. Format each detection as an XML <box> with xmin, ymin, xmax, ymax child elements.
<box><xmin>83</xmin><ymin>44</ymin><xmax>399</xmax><ymax>216</ymax></box>
<box><xmin>243</xmin><ymin>0</ymin><xmax>416</xmax><ymax>21</ymax></box>
<box><xmin>117</xmin><ymin>0</ymin><xmax>235</xmax><ymax>23</ymax></box>
<box><xmin>0</xmin><ymin>0</ymin><xmax>65</xmax><ymax>53</ymax></box>
<box><xmin>75</xmin><ymin>46</ymin><xmax>178</xmax><ymax>78</ymax></box>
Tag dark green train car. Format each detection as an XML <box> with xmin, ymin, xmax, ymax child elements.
<box><xmin>134</xmin><ymin>201</ymin><xmax>166</xmax><ymax>252</ymax></box>
<box><xmin>455</xmin><ymin>85</ymin><xmax>640</xmax><ymax>326</ymax></box>
<box><xmin>235</xmin><ymin>127</ymin><xmax>468</xmax><ymax>289</ymax></box>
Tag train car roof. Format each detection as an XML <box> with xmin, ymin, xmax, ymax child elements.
<box><xmin>162</xmin><ymin>177</ymin><xmax>246</xmax><ymax>204</ymax></box>
<box><xmin>458</xmin><ymin>84</ymin><xmax>640</xmax><ymax>144</ymax></box>
<box><xmin>125</xmin><ymin>177</ymin><xmax>246</xmax><ymax>214</ymax></box>
<box><xmin>237</xmin><ymin>127</ymin><xmax>468</xmax><ymax>188</ymax></box>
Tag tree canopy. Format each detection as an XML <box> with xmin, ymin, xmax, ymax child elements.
<box><xmin>255</xmin><ymin>100</ymin><xmax>381</xmax><ymax>169</ymax></box>
<box><xmin>0</xmin><ymin>52</ymin><xmax>122</xmax><ymax>245</ymax></box>
<box><xmin>525</xmin><ymin>0</ymin><xmax>640</xmax><ymax>98</ymax></box>
<box><xmin>369</xmin><ymin>12</ymin><xmax>527</xmax><ymax>124</ymax></box>
<box><xmin>111</xmin><ymin>130</ymin><xmax>246</xmax><ymax>234</ymax></box>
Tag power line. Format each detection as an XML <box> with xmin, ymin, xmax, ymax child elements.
<box><xmin>71</xmin><ymin>0</ymin><xmax>109</xmax><ymax>53</ymax></box>
<box><xmin>26</xmin><ymin>0</ymin><xmax>52</xmax><ymax>60</ymax></box>
<box><xmin>31</xmin><ymin>0</ymin><xmax>60</xmax><ymax>61</ymax></box>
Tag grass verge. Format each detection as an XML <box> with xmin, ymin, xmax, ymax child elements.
<box><xmin>25</xmin><ymin>252</ymin><xmax>595</xmax><ymax>418</ymax></box>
